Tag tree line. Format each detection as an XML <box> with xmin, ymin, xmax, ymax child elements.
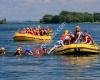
<box><xmin>0</xmin><ymin>18</ymin><xmax>7</xmax><ymax>24</ymax></box>
<box><xmin>40</xmin><ymin>11</ymin><xmax>100</xmax><ymax>23</ymax></box>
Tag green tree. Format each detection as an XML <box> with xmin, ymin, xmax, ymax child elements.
<box><xmin>40</xmin><ymin>15</ymin><xmax>53</xmax><ymax>23</ymax></box>
<box><xmin>94</xmin><ymin>13</ymin><xmax>100</xmax><ymax>22</ymax></box>
<box><xmin>0</xmin><ymin>18</ymin><xmax>7</xmax><ymax>24</ymax></box>
<box><xmin>40</xmin><ymin>11</ymin><xmax>100</xmax><ymax>23</ymax></box>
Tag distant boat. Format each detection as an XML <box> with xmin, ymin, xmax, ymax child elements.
<box><xmin>13</xmin><ymin>32</ymin><xmax>52</xmax><ymax>42</ymax></box>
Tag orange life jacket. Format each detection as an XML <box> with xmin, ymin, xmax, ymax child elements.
<box><xmin>60</xmin><ymin>34</ymin><xmax>70</xmax><ymax>40</ymax></box>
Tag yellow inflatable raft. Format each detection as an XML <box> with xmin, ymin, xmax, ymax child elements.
<box><xmin>52</xmin><ymin>43</ymin><xmax>100</xmax><ymax>55</ymax></box>
<box><xmin>13</xmin><ymin>32</ymin><xmax>52</xmax><ymax>41</ymax></box>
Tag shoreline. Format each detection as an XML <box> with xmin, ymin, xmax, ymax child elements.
<box><xmin>0</xmin><ymin>21</ymin><xmax>100</xmax><ymax>25</ymax></box>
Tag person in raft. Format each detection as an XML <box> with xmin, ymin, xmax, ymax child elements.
<box><xmin>83</xmin><ymin>30</ymin><xmax>93</xmax><ymax>44</ymax></box>
<box><xmin>60</xmin><ymin>30</ymin><xmax>72</xmax><ymax>45</ymax></box>
<box><xmin>48</xmin><ymin>30</ymin><xmax>73</xmax><ymax>54</ymax></box>
<box><xmin>47</xmin><ymin>40</ymin><xmax>64</xmax><ymax>54</ymax></box>
<box><xmin>74</xmin><ymin>26</ymin><xmax>93</xmax><ymax>44</ymax></box>
<box><xmin>74</xmin><ymin>26</ymin><xmax>84</xmax><ymax>43</ymax></box>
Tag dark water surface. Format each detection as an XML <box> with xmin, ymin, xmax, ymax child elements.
<box><xmin>0</xmin><ymin>23</ymin><xmax>100</xmax><ymax>80</ymax></box>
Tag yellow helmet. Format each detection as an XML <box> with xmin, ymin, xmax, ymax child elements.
<box><xmin>64</xmin><ymin>30</ymin><xmax>69</xmax><ymax>34</ymax></box>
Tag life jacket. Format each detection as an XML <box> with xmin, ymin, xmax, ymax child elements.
<box><xmin>60</xmin><ymin>34</ymin><xmax>67</xmax><ymax>40</ymax></box>
<box><xmin>25</xmin><ymin>30</ymin><xmax>28</xmax><ymax>33</ymax></box>
<box><xmin>40</xmin><ymin>30</ymin><xmax>44</xmax><ymax>36</ymax></box>
<box><xmin>74</xmin><ymin>31</ymin><xmax>83</xmax><ymax>41</ymax></box>
<box><xmin>84</xmin><ymin>32</ymin><xmax>88</xmax><ymax>42</ymax></box>
<box><xmin>84</xmin><ymin>33</ymin><xmax>92</xmax><ymax>44</ymax></box>
<box><xmin>44</xmin><ymin>30</ymin><xmax>48</xmax><ymax>35</ymax></box>
<box><xmin>46</xmin><ymin>26</ymin><xmax>50</xmax><ymax>32</ymax></box>
<box><xmin>35</xmin><ymin>30</ymin><xmax>39</xmax><ymax>35</ymax></box>
<box><xmin>33</xmin><ymin>30</ymin><xmax>36</xmax><ymax>35</ymax></box>
<box><xmin>32</xmin><ymin>48</ymin><xmax>45</xmax><ymax>58</ymax></box>
<box><xmin>64</xmin><ymin>35</ymin><xmax>71</xmax><ymax>40</ymax></box>
<box><xmin>60</xmin><ymin>34</ymin><xmax>71</xmax><ymax>41</ymax></box>
<box><xmin>29</xmin><ymin>31</ymin><xmax>33</xmax><ymax>34</ymax></box>
<box><xmin>20</xmin><ymin>29</ymin><xmax>26</xmax><ymax>33</ymax></box>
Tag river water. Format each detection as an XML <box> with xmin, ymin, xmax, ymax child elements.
<box><xmin>0</xmin><ymin>23</ymin><xmax>100</xmax><ymax>80</ymax></box>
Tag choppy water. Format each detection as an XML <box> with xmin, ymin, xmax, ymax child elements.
<box><xmin>0</xmin><ymin>23</ymin><xmax>100</xmax><ymax>80</ymax></box>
